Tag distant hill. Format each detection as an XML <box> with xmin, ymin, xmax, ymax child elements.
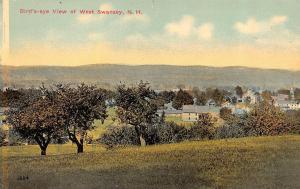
<box><xmin>0</xmin><ymin>64</ymin><xmax>299</xmax><ymax>90</ymax></box>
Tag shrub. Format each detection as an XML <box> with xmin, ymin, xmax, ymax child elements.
<box><xmin>215</xmin><ymin>115</ymin><xmax>247</xmax><ymax>139</ymax></box>
<box><xmin>215</xmin><ymin>124</ymin><xmax>246</xmax><ymax>139</ymax></box>
<box><xmin>157</xmin><ymin>122</ymin><xmax>188</xmax><ymax>144</ymax></box>
<box><xmin>98</xmin><ymin>125</ymin><xmax>139</xmax><ymax>148</ymax></box>
<box><xmin>188</xmin><ymin>113</ymin><xmax>216</xmax><ymax>140</ymax></box>
<box><xmin>220</xmin><ymin>107</ymin><xmax>232</xmax><ymax>121</ymax></box>
<box><xmin>0</xmin><ymin>128</ymin><xmax>6</xmax><ymax>146</ymax></box>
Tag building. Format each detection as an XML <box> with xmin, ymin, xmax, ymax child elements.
<box><xmin>274</xmin><ymin>100</ymin><xmax>300</xmax><ymax>111</ymax></box>
<box><xmin>157</xmin><ymin>109</ymin><xmax>182</xmax><ymax>117</ymax></box>
<box><xmin>242</xmin><ymin>89</ymin><xmax>260</xmax><ymax>104</ymax></box>
<box><xmin>182</xmin><ymin>105</ymin><xmax>220</xmax><ymax>122</ymax></box>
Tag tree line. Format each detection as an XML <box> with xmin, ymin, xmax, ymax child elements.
<box><xmin>1</xmin><ymin>82</ymin><xmax>300</xmax><ymax>155</ymax></box>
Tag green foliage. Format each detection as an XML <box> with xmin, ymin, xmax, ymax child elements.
<box><xmin>220</xmin><ymin>107</ymin><xmax>233</xmax><ymax>121</ymax></box>
<box><xmin>188</xmin><ymin>113</ymin><xmax>216</xmax><ymax>140</ymax></box>
<box><xmin>235</xmin><ymin>86</ymin><xmax>243</xmax><ymax>98</ymax></box>
<box><xmin>211</xmin><ymin>89</ymin><xmax>225</xmax><ymax>106</ymax></box>
<box><xmin>195</xmin><ymin>91</ymin><xmax>208</xmax><ymax>106</ymax></box>
<box><xmin>99</xmin><ymin>125</ymin><xmax>139</xmax><ymax>148</ymax></box>
<box><xmin>156</xmin><ymin>122</ymin><xmax>188</xmax><ymax>144</ymax></box>
<box><xmin>215</xmin><ymin>115</ymin><xmax>246</xmax><ymax>139</ymax></box>
<box><xmin>6</xmin><ymin>87</ymin><xmax>65</xmax><ymax>155</ymax></box>
<box><xmin>115</xmin><ymin>81</ymin><xmax>159</xmax><ymax>146</ymax></box>
<box><xmin>0</xmin><ymin>88</ymin><xmax>23</xmax><ymax>107</ymax></box>
<box><xmin>56</xmin><ymin>83</ymin><xmax>108</xmax><ymax>153</ymax></box>
<box><xmin>285</xmin><ymin>110</ymin><xmax>300</xmax><ymax>134</ymax></box>
<box><xmin>172</xmin><ymin>89</ymin><xmax>194</xmax><ymax>109</ymax></box>
<box><xmin>0</xmin><ymin>128</ymin><xmax>6</xmax><ymax>146</ymax></box>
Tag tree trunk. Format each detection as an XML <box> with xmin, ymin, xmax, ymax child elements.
<box><xmin>41</xmin><ymin>148</ymin><xmax>46</xmax><ymax>156</ymax></box>
<box><xmin>139</xmin><ymin>135</ymin><xmax>146</xmax><ymax>147</ymax></box>
<box><xmin>134</xmin><ymin>126</ymin><xmax>146</xmax><ymax>147</ymax></box>
<box><xmin>77</xmin><ymin>137</ymin><xmax>84</xmax><ymax>153</ymax></box>
<box><xmin>77</xmin><ymin>143</ymin><xmax>83</xmax><ymax>153</ymax></box>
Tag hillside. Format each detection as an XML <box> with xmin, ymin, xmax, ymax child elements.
<box><xmin>0</xmin><ymin>64</ymin><xmax>299</xmax><ymax>89</ymax></box>
<box><xmin>1</xmin><ymin>135</ymin><xmax>299</xmax><ymax>189</ymax></box>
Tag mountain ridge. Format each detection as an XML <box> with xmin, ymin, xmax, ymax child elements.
<box><xmin>0</xmin><ymin>64</ymin><xmax>299</xmax><ymax>89</ymax></box>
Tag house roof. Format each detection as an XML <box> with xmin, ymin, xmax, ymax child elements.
<box><xmin>182</xmin><ymin>105</ymin><xmax>220</xmax><ymax>114</ymax></box>
<box><xmin>157</xmin><ymin>109</ymin><xmax>182</xmax><ymax>115</ymax></box>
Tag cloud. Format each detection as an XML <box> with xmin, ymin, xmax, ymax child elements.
<box><xmin>197</xmin><ymin>23</ymin><xmax>214</xmax><ymax>40</ymax></box>
<box><xmin>88</xmin><ymin>32</ymin><xmax>104</xmax><ymax>41</ymax></box>
<box><xmin>165</xmin><ymin>15</ymin><xmax>214</xmax><ymax>40</ymax></box>
<box><xmin>234</xmin><ymin>15</ymin><xmax>288</xmax><ymax>35</ymax></box>
<box><xmin>165</xmin><ymin>15</ymin><xmax>195</xmax><ymax>38</ymax></box>
<box><xmin>77</xmin><ymin>14</ymin><xmax>94</xmax><ymax>24</ymax></box>
<box><xmin>99</xmin><ymin>3</ymin><xmax>113</xmax><ymax>10</ymax></box>
<box><xmin>270</xmin><ymin>16</ymin><xmax>287</xmax><ymax>25</ymax></box>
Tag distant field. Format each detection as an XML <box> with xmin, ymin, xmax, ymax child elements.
<box><xmin>165</xmin><ymin>115</ymin><xmax>224</xmax><ymax>127</ymax></box>
<box><xmin>165</xmin><ymin>116</ymin><xmax>194</xmax><ymax>126</ymax></box>
<box><xmin>89</xmin><ymin>107</ymin><xmax>117</xmax><ymax>139</ymax></box>
<box><xmin>1</xmin><ymin>135</ymin><xmax>299</xmax><ymax>189</ymax></box>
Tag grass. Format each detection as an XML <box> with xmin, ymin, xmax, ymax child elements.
<box><xmin>89</xmin><ymin>107</ymin><xmax>117</xmax><ymax>139</ymax></box>
<box><xmin>165</xmin><ymin>116</ymin><xmax>194</xmax><ymax>126</ymax></box>
<box><xmin>0</xmin><ymin>135</ymin><xmax>300</xmax><ymax>189</ymax></box>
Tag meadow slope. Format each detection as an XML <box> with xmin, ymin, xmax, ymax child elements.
<box><xmin>0</xmin><ymin>135</ymin><xmax>300</xmax><ymax>189</ymax></box>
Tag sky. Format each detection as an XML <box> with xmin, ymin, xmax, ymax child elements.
<box><xmin>1</xmin><ymin>0</ymin><xmax>300</xmax><ymax>70</ymax></box>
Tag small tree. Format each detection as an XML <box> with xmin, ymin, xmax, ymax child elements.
<box><xmin>245</xmin><ymin>102</ymin><xmax>292</xmax><ymax>136</ymax></box>
<box><xmin>235</xmin><ymin>86</ymin><xmax>243</xmax><ymax>98</ymax></box>
<box><xmin>195</xmin><ymin>91</ymin><xmax>208</xmax><ymax>106</ymax></box>
<box><xmin>115</xmin><ymin>82</ymin><xmax>159</xmax><ymax>146</ymax></box>
<box><xmin>189</xmin><ymin>113</ymin><xmax>216</xmax><ymax>140</ymax></box>
<box><xmin>212</xmin><ymin>89</ymin><xmax>225</xmax><ymax>106</ymax></box>
<box><xmin>6</xmin><ymin>88</ymin><xmax>65</xmax><ymax>155</ymax></box>
<box><xmin>172</xmin><ymin>89</ymin><xmax>194</xmax><ymax>109</ymax></box>
<box><xmin>56</xmin><ymin>84</ymin><xmax>108</xmax><ymax>153</ymax></box>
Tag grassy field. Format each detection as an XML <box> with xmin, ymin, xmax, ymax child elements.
<box><xmin>0</xmin><ymin>135</ymin><xmax>299</xmax><ymax>189</ymax></box>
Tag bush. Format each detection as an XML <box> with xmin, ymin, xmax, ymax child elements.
<box><xmin>98</xmin><ymin>125</ymin><xmax>139</xmax><ymax>148</ymax></box>
<box><xmin>157</xmin><ymin>122</ymin><xmax>188</xmax><ymax>144</ymax></box>
<box><xmin>188</xmin><ymin>113</ymin><xmax>216</xmax><ymax>140</ymax></box>
<box><xmin>215</xmin><ymin>124</ymin><xmax>246</xmax><ymax>139</ymax></box>
<box><xmin>215</xmin><ymin>115</ymin><xmax>247</xmax><ymax>139</ymax></box>
<box><xmin>245</xmin><ymin>102</ymin><xmax>293</xmax><ymax>136</ymax></box>
<box><xmin>0</xmin><ymin>128</ymin><xmax>6</xmax><ymax>146</ymax></box>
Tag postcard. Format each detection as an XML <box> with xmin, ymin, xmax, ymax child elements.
<box><xmin>0</xmin><ymin>0</ymin><xmax>300</xmax><ymax>188</ymax></box>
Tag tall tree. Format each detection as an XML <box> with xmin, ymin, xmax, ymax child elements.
<box><xmin>6</xmin><ymin>88</ymin><xmax>65</xmax><ymax>155</ymax></box>
<box><xmin>115</xmin><ymin>82</ymin><xmax>159</xmax><ymax>146</ymax></box>
<box><xmin>212</xmin><ymin>89</ymin><xmax>225</xmax><ymax>106</ymax></box>
<box><xmin>172</xmin><ymin>89</ymin><xmax>194</xmax><ymax>109</ymax></box>
<box><xmin>235</xmin><ymin>86</ymin><xmax>243</xmax><ymax>98</ymax></box>
<box><xmin>195</xmin><ymin>91</ymin><xmax>208</xmax><ymax>106</ymax></box>
<box><xmin>56</xmin><ymin>84</ymin><xmax>108</xmax><ymax>153</ymax></box>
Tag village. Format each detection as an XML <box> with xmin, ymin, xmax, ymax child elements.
<box><xmin>157</xmin><ymin>86</ymin><xmax>300</xmax><ymax>122</ymax></box>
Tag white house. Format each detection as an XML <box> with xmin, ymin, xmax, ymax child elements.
<box><xmin>274</xmin><ymin>100</ymin><xmax>300</xmax><ymax>111</ymax></box>
<box><xmin>182</xmin><ymin>105</ymin><xmax>220</xmax><ymax>122</ymax></box>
